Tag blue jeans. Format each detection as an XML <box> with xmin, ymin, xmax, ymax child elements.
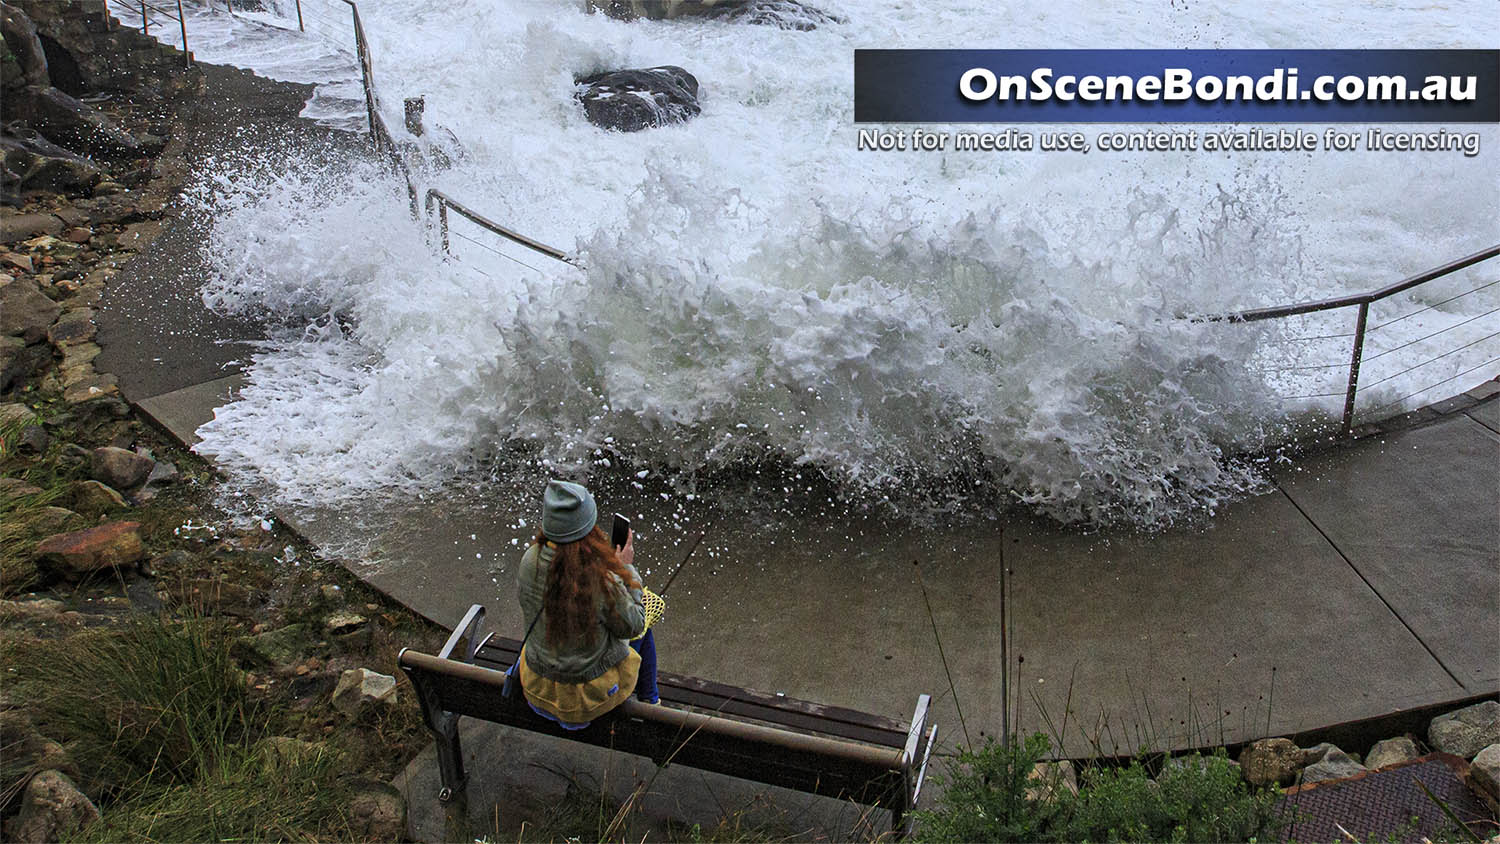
<box><xmin>630</xmin><ymin>629</ymin><xmax>659</xmax><ymax>704</ymax></box>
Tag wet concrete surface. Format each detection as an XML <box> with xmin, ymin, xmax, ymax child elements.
<box><xmin>95</xmin><ymin>61</ymin><xmax>355</xmax><ymax>399</ymax></box>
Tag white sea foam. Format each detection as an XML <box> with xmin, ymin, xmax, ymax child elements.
<box><xmin>183</xmin><ymin>0</ymin><xmax>1498</xmax><ymax>525</ymax></box>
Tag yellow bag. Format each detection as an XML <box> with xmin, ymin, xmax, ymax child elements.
<box><xmin>519</xmin><ymin>646</ymin><xmax>640</xmax><ymax>725</ymax></box>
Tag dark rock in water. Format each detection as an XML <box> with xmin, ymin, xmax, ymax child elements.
<box><xmin>699</xmin><ymin>0</ymin><xmax>843</xmax><ymax>30</ymax></box>
<box><xmin>577</xmin><ymin>66</ymin><xmax>701</xmax><ymax>132</ymax></box>
<box><xmin>588</xmin><ymin>0</ymin><xmax>842</xmax><ymax>29</ymax></box>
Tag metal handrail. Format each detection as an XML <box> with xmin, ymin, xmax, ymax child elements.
<box><xmin>131</xmin><ymin>0</ymin><xmax>191</xmax><ymax>66</ymax></box>
<box><xmin>425</xmin><ymin>189</ymin><xmax>583</xmax><ymax>268</ymax></box>
<box><xmin>1203</xmin><ymin>243</ymin><xmax>1500</xmax><ymax>435</ymax></box>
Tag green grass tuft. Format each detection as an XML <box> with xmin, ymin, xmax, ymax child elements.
<box><xmin>31</xmin><ymin>614</ymin><xmax>256</xmax><ymax>789</ymax></box>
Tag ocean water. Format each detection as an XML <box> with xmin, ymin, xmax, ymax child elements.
<box><xmin>161</xmin><ymin>0</ymin><xmax>1496</xmax><ymax>526</ymax></box>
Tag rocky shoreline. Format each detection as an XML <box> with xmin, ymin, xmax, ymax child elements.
<box><xmin>2</xmin><ymin>2</ymin><xmax>443</xmax><ymax>840</ymax></box>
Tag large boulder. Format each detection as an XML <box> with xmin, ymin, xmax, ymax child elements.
<box><xmin>35</xmin><ymin>520</ymin><xmax>144</xmax><ymax>578</ymax></box>
<box><xmin>7</xmin><ymin>85</ymin><xmax>140</xmax><ymax>158</ymax></box>
<box><xmin>577</xmin><ymin>66</ymin><xmax>700</xmax><ymax>132</ymax></box>
<box><xmin>1429</xmin><ymin>701</ymin><xmax>1500</xmax><ymax>759</ymax></box>
<box><xmin>0</xmin><ymin>137</ymin><xmax>102</xmax><ymax>196</ymax></box>
<box><xmin>6</xmin><ymin>770</ymin><xmax>99</xmax><ymax>843</ymax></box>
<box><xmin>699</xmin><ymin>0</ymin><xmax>843</xmax><ymax>30</ymax></box>
<box><xmin>1238</xmin><ymin>737</ymin><xmax>1303</xmax><ymax>786</ymax></box>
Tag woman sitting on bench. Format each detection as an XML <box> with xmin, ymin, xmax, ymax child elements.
<box><xmin>512</xmin><ymin>480</ymin><xmax>660</xmax><ymax>729</ymax></box>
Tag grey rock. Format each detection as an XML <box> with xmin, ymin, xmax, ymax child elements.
<box><xmin>1238</xmin><ymin>737</ymin><xmax>1303</xmax><ymax>786</ymax></box>
<box><xmin>71</xmin><ymin>479</ymin><xmax>125</xmax><ymax>514</ymax></box>
<box><xmin>699</xmin><ymin>0</ymin><xmax>843</xmax><ymax>29</ymax></box>
<box><xmin>0</xmin><ymin>401</ymin><xmax>39</xmax><ymax>427</ymax></box>
<box><xmin>8</xmin><ymin>770</ymin><xmax>98</xmax><ymax>843</ymax></box>
<box><xmin>324</xmin><ymin>612</ymin><xmax>367</xmax><ymax>635</ymax></box>
<box><xmin>1429</xmin><ymin>701</ymin><xmax>1500</xmax><ymax>759</ymax></box>
<box><xmin>577</xmin><ymin>66</ymin><xmax>700</xmax><ymax>132</ymax></box>
<box><xmin>90</xmin><ymin>445</ymin><xmax>154</xmax><ymax>490</ymax></box>
<box><xmin>1365</xmin><ymin>736</ymin><xmax>1419</xmax><ymax>770</ymax></box>
<box><xmin>145</xmin><ymin>458</ymin><xmax>179</xmax><ymax>485</ymax></box>
<box><xmin>1303</xmin><ymin>742</ymin><xmax>1361</xmax><ymax>766</ymax></box>
<box><xmin>332</xmin><ymin>668</ymin><xmax>398</xmax><ymax>717</ymax></box>
<box><xmin>1299</xmin><ymin>745</ymin><xmax>1366</xmax><ymax>784</ymax></box>
<box><xmin>1</xmin><ymin>277</ymin><xmax>62</xmax><ymax>338</ymax></box>
<box><xmin>592</xmin><ymin>0</ymin><xmax>841</xmax><ymax>28</ymax></box>
<box><xmin>1468</xmin><ymin>743</ymin><xmax>1500</xmax><ymax>816</ymax></box>
<box><xmin>0</xmin><ymin>212</ymin><xmax>63</xmax><ymax>244</ymax></box>
<box><xmin>8</xmin><ymin>86</ymin><xmax>139</xmax><ymax>159</ymax></box>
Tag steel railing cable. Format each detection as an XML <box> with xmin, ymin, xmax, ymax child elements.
<box><xmin>1357</xmin><ymin>330</ymin><xmax>1500</xmax><ymax>391</ymax></box>
<box><xmin>1362</xmin><ymin>304</ymin><xmax>1500</xmax><ymax>362</ymax></box>
<box><xmin>450</xmin><ymin>230</ymin><xmax>548</xmax><ymax>275</ymax></box>
<box><xmin>1364</xmin><ymin>355</ymin><xmax>1500</xmax><ymax>417</ymax></box>
<box><xmin>1368</xmin><ymin>277</ymin><xmax>1500</xmax><ymax>332</ymax></box>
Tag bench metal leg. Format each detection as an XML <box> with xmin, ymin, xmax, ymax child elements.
<box><xmin>433</xmin><ymin>710</ymin><xmax>467</xmax><ymax>801</ymax></box>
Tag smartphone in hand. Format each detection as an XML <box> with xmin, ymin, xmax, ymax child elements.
<box><xmin>611</xmin><ymin>513</ymin><xmax>630</xmax><ymax>550</ymax></box>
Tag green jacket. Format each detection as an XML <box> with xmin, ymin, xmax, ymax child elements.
<box><xmin>517</xmin><ymin>541</ymin><xmax>646</xmax><ymax>684</ymax></box>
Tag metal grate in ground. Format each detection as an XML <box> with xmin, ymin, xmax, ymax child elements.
<box><xmin>1277</xmin><ymin>753</ymin><xmax>1496</xmax><ymax>842</ymax></box>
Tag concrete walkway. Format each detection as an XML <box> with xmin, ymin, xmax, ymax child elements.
<box><xmin>93</xmin><ymin>57</ymin><xmax>1500</xmax><ymax>843</ymax></box>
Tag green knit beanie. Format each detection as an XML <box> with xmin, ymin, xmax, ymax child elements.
<box><xmin>542</xmin><ymin>480</ymin><xmax>597</xmax><ymax>544</ymax></box>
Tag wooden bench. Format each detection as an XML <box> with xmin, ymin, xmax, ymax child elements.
<box><xmin>398</xmin><ymin>604</ymin><xmax>939</xmax><ymax>837</ymax></box>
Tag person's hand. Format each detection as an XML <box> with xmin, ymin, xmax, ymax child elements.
<box><xmin>618</xmin><ymin>528</ymin><xmax>635</xmax><ymax>568</ymax></box>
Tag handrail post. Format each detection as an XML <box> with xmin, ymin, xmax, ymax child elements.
<box><xmin>1341</xmin><ymin>301</ymin><xmax>1370</xmax><ymax>436</ymax></box>
<box><xmin>295</xmin><ymin>0</ymin><xmax>304</xmax><ymax>31</ymax></box>
<box><xmin>176</xmin><ymin>0</ymin><xmax>190</xmax><ymax>66</ymax></box>
<box><xmin>140</xmin><ymin>0</ymin><xmax>148</xmax><ymax>34</ymax></box>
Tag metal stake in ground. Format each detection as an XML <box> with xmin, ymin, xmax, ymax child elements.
<box><xmin>915</xmin><ymin>559</ymin><xmax>973</xmax><ymax>752</ymax></box>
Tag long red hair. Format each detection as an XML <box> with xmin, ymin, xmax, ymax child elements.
<box><xmin>538</xmin><ymin>525</ymin><xmax>639</xmax><ymax>648</ymax></box>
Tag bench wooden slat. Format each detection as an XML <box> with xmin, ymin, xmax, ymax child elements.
<box><xmin>403</xmin><ymin>604</ymin><xmax>937</xmax><ymax>839</ymax></box>
<box><xmin>474</xmin><ymin>637</ymin><xmax>908</xmax><ymax>747</ymax></box>
<box><xmin>402</xmin><ymin>649</ymin><xmax>905</xmax><ymax>805</ymax></box>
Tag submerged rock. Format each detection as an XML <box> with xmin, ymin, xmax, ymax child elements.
<box><xmin>577</xmin><ymin>66</ymin><xmax>700</xmax><ymax>132</ymax></box>
<box><xmin>590</xmin><ymin>0</ymin><xmax>841</xmax><ymax>29</ymax></box>
<box><xmin>699</xmin><ymin>0</ymin><xmax>843</xmax><ymax>30</ymax></box>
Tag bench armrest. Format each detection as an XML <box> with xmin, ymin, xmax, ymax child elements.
<box><xmin>438</xmin><ymin>603</ymin><xmax>487</xmax><ymax>663</ymax></box>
